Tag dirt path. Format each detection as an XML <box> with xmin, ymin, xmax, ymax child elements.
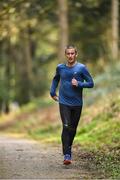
<box><xmin>0</xmin><ymin>135</ymin><xmax>99</xmax><ymax>179</ymax></box>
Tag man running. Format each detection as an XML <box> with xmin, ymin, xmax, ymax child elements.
<box><xmin>50</xmin><ymin>45</ymin><xmax>94</xmax><ymax>165</ymax></box>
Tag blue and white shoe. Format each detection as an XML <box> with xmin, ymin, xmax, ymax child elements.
<box><xmin>63</xmin><ymin>154</ymin><xmax>72</xmax><ymax>165</ymax></box>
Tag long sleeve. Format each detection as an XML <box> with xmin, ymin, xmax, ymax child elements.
<box><xmin>50</xmin><ymin>66</ymin><xmax>60</xmax><ymax>97</ymax></box>
<box><xmin>78</xmin><ymin>65</ymin><xmax>94</xmax><ymax>88</ymax></box>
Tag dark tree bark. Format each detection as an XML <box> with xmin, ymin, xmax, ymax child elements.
<box><xmin>58</xmin><ymin>0</ymin><xmax>69</xmax><ymax>62</ymax></box>
<box><xmin>111</xmin><ymin>0</ymin><xmax>119</xmax><ymax>60</ymax></box>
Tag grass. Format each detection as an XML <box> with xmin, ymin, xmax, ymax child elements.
<box><xmin>0</xmin><ymin>92</ymin><xmax>119</xmax><ymax>178</ymax></box>
<box><xmin>28</xmin><ymin>124</ymin><xmax>61</xmax><ymax>143</ymax></box>
<box><xmin>74</xmin><ymin>92</ymin><xmax>120</xmax><ymax>179</ymax></box>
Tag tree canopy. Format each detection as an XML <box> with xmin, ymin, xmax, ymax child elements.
<box><xmin>0</xmin><ymin>0</ymin><xmax>119</xmax><ymax>112</ymax></box>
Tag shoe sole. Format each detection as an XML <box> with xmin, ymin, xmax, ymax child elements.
<box><xmin>63</xmin><ymin>160</ymin><xmax>72</xmax><ymax>165</ymax></box>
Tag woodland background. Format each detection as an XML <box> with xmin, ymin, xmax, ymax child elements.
<box><xmin>0</xmin><ymin>0</ymin><xmax>119</xmax><ymax>111</ymax></box>
<box><xmin>0</xmin><ymin>1</ymin><xmax>119</xmax><ymax>178</ymax></box>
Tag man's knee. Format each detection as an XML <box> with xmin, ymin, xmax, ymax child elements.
<box><xmin>63</xmin><ymin>124</ymin><xmax>76</xmax><ymax>132</ymax></box>
<box><xmin>63</xmin><ymin>123</ymin><xmax>69</xmax><ymax>130</ymax></box>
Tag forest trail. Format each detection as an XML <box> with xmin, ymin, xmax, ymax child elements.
<box><xmin>0</xmin><ymin>135</ymin><xmax>100</xmax><ymax>180</ymax></box>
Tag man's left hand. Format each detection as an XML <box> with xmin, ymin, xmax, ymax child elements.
<box><xmin>71</xmin><ymin>78</ymin><xmax>78</xmax><ymax>86</ymax></box>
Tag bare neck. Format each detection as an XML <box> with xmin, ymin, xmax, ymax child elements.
<box><xmin>66</xmin><ymin>61</ymin><xmax>77</xmax><ymax>67</ymax></box>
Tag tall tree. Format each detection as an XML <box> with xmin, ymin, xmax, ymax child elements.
<box><xmin>58</xmin><ymin>0</ymin><xmax>68</xmax><ymax>62</ymax></box>
<box><xmin>15</xmin><ymin>29</ymin><xmax>33</xmax><ymax>104</ymax></box>
<box><xmin>111</xmin><ymin>0</ymin><xmax>119</xmax><ymax>60</ymax></box>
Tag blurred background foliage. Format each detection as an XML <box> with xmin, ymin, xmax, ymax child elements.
<box><xmin>0</xmin><ymin>1</ymin><xmax>119</xmax><ymax>178</ymax></box>
<box><xmin>0</xmin><ymin>0</ymin><xmax>119</xmax><ymax>112</ymax></box>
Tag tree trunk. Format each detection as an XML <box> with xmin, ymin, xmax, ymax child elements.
<box><xmin>18</xmin><ymin>30</ymin><xmax>33</xmax><ymax>104</ymax></box>
<box><xmin>11</xmin><ymin>29</ymin><xmax>33</xmax><ymax>105</ymax></box>
<box><xmin>2</xmin><ymin>39</ymin><xmax>11</xmax><ymax>113</ymax></box>
<box><xmin>22</xmin><ymin>30</ymin><xmax>33</xmax><ymax>85</ymax></box>
<box><xmin>4</xmin><ymin>57</ymin><xmax>10</xmax><ymax>114</ymax></box>
<box><xmin>111</xmin><ymin>0</ymin><xmax>119</xmax><ymax>60</ymax></box>
<box><xmin>58</xmin><ymin>0</ymin><xmax>69</xmax><ymax>62</ymax></box>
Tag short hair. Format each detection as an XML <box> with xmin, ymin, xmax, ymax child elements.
<box><xmin>65</xmin><ymin>45</ymin><xmax>78</xmax><ymax>54</ymax></box>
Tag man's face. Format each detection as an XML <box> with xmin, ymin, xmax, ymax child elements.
<box><xmin>65</xmin><ymin>48</ymin><xmax>77</xmax><ymax>65</ymax></box>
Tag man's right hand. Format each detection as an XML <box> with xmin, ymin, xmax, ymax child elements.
<box><xmin>52</xmin><ymin>95</ymin><xmax>59</xmax><ymax>102</ymax></box>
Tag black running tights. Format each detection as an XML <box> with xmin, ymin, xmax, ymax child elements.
<box><xmin>59</xmin><ymin>103</ymin><xmax>82</xmax><ymax>155</ymax></box>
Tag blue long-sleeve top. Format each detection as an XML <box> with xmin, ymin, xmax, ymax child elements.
<box><xmin>50</xmin><ymin>62</ymin><xmax>94</xmax><ymax>106</ymax></box>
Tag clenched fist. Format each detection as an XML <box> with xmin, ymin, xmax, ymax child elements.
<box><xmin>71</xmin><ymin>78</ymin><xmax>78</xmax><ymax>87</ymax></box>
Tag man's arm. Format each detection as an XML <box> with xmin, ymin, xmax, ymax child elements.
<box><xmin>78</xmin><ymin>65</ymin><xmax>94</xmax><ymax>88</ymax></box>
<box><xmin>50</xmin><ymin>66</ymin><xmax>60</xmax><ymax>100</ymax></box>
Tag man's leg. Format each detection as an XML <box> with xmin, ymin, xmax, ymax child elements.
<box><xmin>59</xmin><ymin>104</ymin><xmax>71</xmax><ymax>155</ymax></box>
<box><xmin>69</xmin><ymin>105</ymin><xmax>82</xmax><ymax>147</ymax></box>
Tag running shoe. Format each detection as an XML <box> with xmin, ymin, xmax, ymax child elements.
<box><xmin>63</xmin><ymin>154</ymin><xmax>72</xmax><ymax>165</ymax></box>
